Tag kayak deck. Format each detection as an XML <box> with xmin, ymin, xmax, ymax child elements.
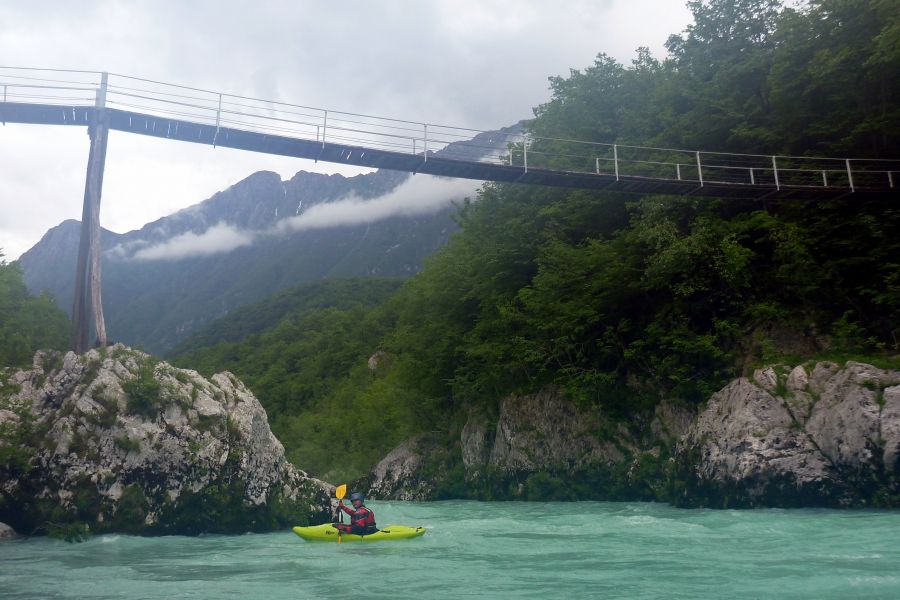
<box><xmin>292</xmin><ymin>523</ymin><xmax>426</xmax><ymax>542</ymax></box>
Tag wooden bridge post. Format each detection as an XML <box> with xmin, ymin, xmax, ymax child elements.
<box><xmin>72</xmin><ymin>72</ymin><xmax>109</xmax><ymax>354</ymax></box>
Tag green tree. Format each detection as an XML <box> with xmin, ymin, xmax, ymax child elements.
<box><xmin>0</xmin><ymin>250</ymin><xmax>70</xmax><ymax>367</ymax></box>
<box><xmin>769</xmin><ymin>0</ymin><xmax>900</xmax><ymax>155</ymax></box>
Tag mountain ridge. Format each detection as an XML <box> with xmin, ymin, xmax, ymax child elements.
<box><xmin>18</xmin><ymin>123</ymin><xmax>523</xmax><ymax>353</ymax></box>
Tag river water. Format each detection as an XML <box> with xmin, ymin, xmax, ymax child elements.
<box><xmin>2</xmin><ymin>501</ymin><xmax>898</xmax><ymax>599</ymax></box>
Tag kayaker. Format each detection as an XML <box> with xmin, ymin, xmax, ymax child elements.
<box><xmin>335</xmin><ymin>492</ymin><xmax>377</xmax><ymax>535</ymax></box>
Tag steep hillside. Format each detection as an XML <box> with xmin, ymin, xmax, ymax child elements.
<box><xmin>168</xmin><ymin>278</ymin><xmax>401</xmax><ymax>357</ymax></box>
<box><xmin>19</xmin><ymin>169</ymin><xmax>453</xmax><ymax>353</ymax></box>
<box><xmin>19</xmin><ymin>123</ymin><xmax>522</xmax><ymax>353</ymax></box>
<box><xmin>167</xmin><ymin>278</ymin><xmax>404</xmax><ymax>479</ymax></box>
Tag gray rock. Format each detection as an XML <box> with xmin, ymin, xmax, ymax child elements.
<box><xmin>460</xmin><ymin>408</ymin><xmax>493</xmax><ymax>470</ymax></box>
<box><xmin>487</xmin><ymin>388</ymin><xmax>627</xmax><ymax>471</ymax></box>
<box><xmin>805</xmin><ymin>364</ymin><xmax>884</xmax><ymax>468</ymax></box>
<box><xmin>0</xmin><ymin>345</ymin><xmax>332</xmax><ymax>536</ymax></box>
<box><xmin>367</xmin><ymin>350</ymin><xmax>389</xmax><ymax>372</ymax></box>
<box><xmin>0</xmin><ymin>522</ymin><xmax>19</xmax><ymax>540</ymax></box>
<box><xmin>366</xmin><ymin>435</ymin><xmax>436</xmax><ymax>501</ymax></box>
<box><xmin>0</xmin><ymin>409</ymin><xmax>18</xmax><ymax>427</ymax></box>
<box><xmin>677</xmin><ymin>361</ymin><xmax>900</xmax><ymax>507</ymax></box>
<box><xmin>882</xmin><ymin>386</ymin><xmax>900</xmax><ymax>473</ymax></box>
<box><xmin>752</xmin><ymin>366</ymin><xmax>779</xmax><ymax>393</ymax></box>
<box><xmin>786</xmin><ymin>365</ymin><xmax>809</xmax><ymax>392</ymax></box>
<box><xmin>808</xmin><ymin>362</ymin><xmax>842</xmax><ymax>395</ymax></box>
<box><xmin>650</xmin><ymin>401</ymin><xmax>694</xmax><ymax>443</ymax></box>
<box><xmin>679</xmin><ymin>377</ymin><xmax>834</xmax><ymax>502</ymax></box>
<box><xmin>364</xmin><ymin>361</ymin><xmax>900</xmax><ymax>507</ymax></box>
<box><xmin>370</xmin><ymin>387</ymin><xmax>639</xmax><ymax>500</ymax></box>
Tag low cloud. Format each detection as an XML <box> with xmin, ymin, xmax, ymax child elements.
<box><xmin>130</xmin><ymin>222</ymin><xmax>256</xmax><ymax>261</ymax></box>
<box><xmin>122</xmin><ymin>175</ymin><xmax>480</xmax><ymax>261</ymax></box>
<box><xmin>276</xmin><ymin>175</ymin><xmax>479</xmax><ymax>234</ymax></box>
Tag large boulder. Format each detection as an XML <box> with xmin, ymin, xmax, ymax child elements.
<box><xmin>0</xmin><ymin>522</ymin><xmax>18</xmax><ymax>540</ymax></box>
<box><xmin>675</xmin><ymin>361</ymin><xmax>900</xmax><ymax>507</ymax></box>
<box><xmin>365</xmin><ymin>434</ymin><xmax>441</xmax><ymax>501</ymax></box>
<box><xmin>0</xmin><ymin>345</ymin><xmax>332</xmax><ymax>537</ymax></box>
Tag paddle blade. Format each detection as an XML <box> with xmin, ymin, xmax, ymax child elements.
<box><xmin>335</xmin><ymin>484</ymin><xmax>347</xmax><ymax>500</ymax></box>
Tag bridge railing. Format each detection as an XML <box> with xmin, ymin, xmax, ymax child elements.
<box><xmin>518</xmin><ymin>136</ymin><xmax>898</xmax><ymax>191</ymax></box>
<box><xmin>2</xmin><ymin>67</ymin><xmax>898</xmax><ymax>192</ymax></box>
<box><xmin>0</xmin><ymin>68</ymin><xmax>99</xmax><ymax>108</ymax></box>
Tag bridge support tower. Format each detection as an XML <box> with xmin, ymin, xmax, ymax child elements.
<box><xmin>72</xmin><ymin>73</ymin><xmax>109</xmax><ymax>354</ymax></box>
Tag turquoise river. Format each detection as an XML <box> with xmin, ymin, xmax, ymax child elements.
<box><xmin>2</xmin><ymin>501</ymin><xmax>899</xmax><ymax>599</ymax></box>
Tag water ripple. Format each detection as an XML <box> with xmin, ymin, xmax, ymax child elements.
<box><xmin>1</xmin><ymin>501</ymin><xmax>899</xmax><ymax>599</ymax></box>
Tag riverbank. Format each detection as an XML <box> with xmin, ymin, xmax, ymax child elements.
<box><xmin>365</xmin><ymin>360</ymin><xmax>900</xmax><ymax>508</ymax></box>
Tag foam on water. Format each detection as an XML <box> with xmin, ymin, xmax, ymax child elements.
<box><xmin>2</xmin><ymin>501</ymin><xmax>899</xmax><ymax>599</ymax></box>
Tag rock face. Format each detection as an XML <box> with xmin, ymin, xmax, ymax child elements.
<box><xmin>0</xmin><ymin>345</ymin><xmax>332</xmax><ymax>536</ymax></box>
<box><xmin>675</xmin><ymin>361</ymin><xmax>900</xmax><ymax>507</ymax></box>
<box><xmin>479</xmin><ymin>389</ymin><xmax>629</xmax><ymax>472</ymax></box>
<box><xmin>365</xmin><ymin>435</ymin><xmax>436</xmax><ymax>501</ymax></box>
<box><xmin>367</xmin><ymin>388</ymin><xmax>686</xmax><ymax>500</ymax></box>
<box><xmin>366</xmin><ymin>362</ymin><xmax>899</xmax><ymax>507</ymax></box>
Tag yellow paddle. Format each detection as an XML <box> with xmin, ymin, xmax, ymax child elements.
<box><xmin>335</xmin><ymin>484</ymin><xmax>347</xmax><ymax>544</ymax></box>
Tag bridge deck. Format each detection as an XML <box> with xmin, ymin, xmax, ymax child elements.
<box><xmin>1</xmin><ymin>101</ymin><xmax>895</xmax><ymax>201</ymax></box>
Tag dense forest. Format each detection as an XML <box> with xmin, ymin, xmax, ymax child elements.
<box><xmin>166</xmin><ymin>0</ymin><xmax>900</xmax><ymax>485</ymax></box>
<box><xmin>0</xmin><ymin>250</ymin><xmax>69</xmax><ymax>368</ymax></box>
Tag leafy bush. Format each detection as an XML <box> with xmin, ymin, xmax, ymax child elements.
<box><xmin>123</xmin><ymin>360</ymin><xmax>162</xmax><ymax>417</ymax></box>
<box><xmin>114</xmin><ymin>435</ymin><xmax>140</xmax><ymax>453</ymax></box>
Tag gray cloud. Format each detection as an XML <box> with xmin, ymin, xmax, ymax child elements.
<box><xmin>0</xmin><ymin>1</ymin><xmax>692</xmax><ymax>260</ymax></box>
<box><xmin>121</xmin><ymin>174</ymin><xmax>478</xmax><ymax>261</ymax></box>
<box><xmin>276</xmin><ymin>175</ymin><xmax>478</xmax><ymax>233</ymax></box>
<box><xmin>128</xmin><ymin>222</ymin><xmax>255</xmax><ymax>261</ymax></box>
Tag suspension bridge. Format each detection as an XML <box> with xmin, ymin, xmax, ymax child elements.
<box><xmin>1</xmin><ymin>67</ymin><xmax>898</xmax><ymax>352</ymax></box>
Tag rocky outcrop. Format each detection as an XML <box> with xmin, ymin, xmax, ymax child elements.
<box><xmin>0</xmin><ymin>522</ymin><xmax>18</xmax><ymax>540</ymax></box>
<box><xmin>368</xmin><ymin>388</ymin><xmax>671</xmax><ymax>500</ymax></box>
<box><xmin>478</xmin><ymin>389</ymin><xmax>630</xmax><ymax>472</ymax></box>
<box><xmin>365</xmin><ymin>435</ymin><xmax>440</xmax><ymax>501</ymax></box>
<box><xmin>675</xmin><ymin>361</ymin><xmax>900</xmax><ymax>507</ymax></box>
<box><xmin>366</xmin><ymin>361</ymin><xmax>899</xmax><ymax>507</ymax></box>
<box><xmin>0</xmin><ymin>345</ymin><xmax>332</xmax><ymax>536</ymax></box>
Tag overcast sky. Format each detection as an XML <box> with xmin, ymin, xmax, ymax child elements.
<box><xmin>0</xmin><ymin>0</ymin><xmax>693</xmax><ymax>261</ymax></box>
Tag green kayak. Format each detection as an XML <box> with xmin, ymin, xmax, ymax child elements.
<box><xmin>292</xmin><ymin>523</ymin><xmax>426</xmax><ymax>542</ymax></box>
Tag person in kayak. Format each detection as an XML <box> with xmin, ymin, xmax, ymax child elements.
<box><xmin>335</xmin><ymin>492</ymin><xmax>377</xmax><ymax>535</ymax></box>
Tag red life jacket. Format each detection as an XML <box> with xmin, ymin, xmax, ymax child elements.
<box><xmin>350</xmin><ymin>506</ymin><xmax>376</xmax><ymax>529</ymax></box>
<box><xmin>338</xmin><ymin>502</ymin><xmax>377</xmax><ymax>533</ymax></box>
